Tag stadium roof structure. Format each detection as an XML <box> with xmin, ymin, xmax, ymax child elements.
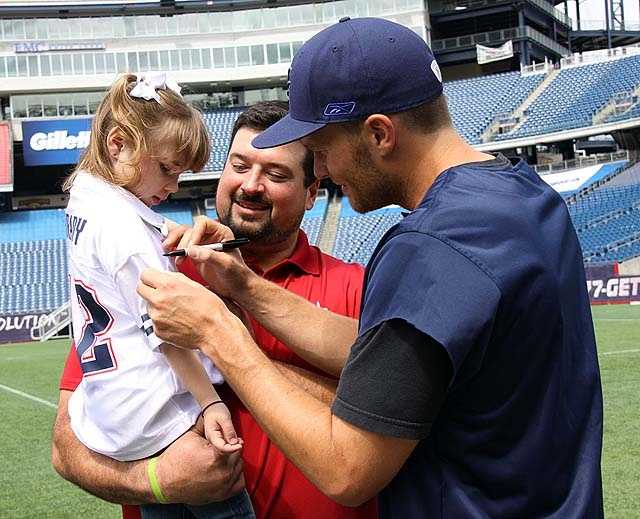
<box><xmin>0</xmin><ymin>0</ymin><xmax>335</xmax><ymax>18</ymax></box>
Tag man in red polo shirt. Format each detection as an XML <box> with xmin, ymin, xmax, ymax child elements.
<box><xmin>52</xmin><ymin>101</ymin><xmax>375</xmax><ymax>519</ymax></box>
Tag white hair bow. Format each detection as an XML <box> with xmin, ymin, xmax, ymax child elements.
<box><xmin>129</xmin><ymin>72</ymin><xmax>182</xmax><ymax>103</ymax></box>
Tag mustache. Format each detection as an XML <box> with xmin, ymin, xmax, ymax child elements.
<box><xmin>233</xmin><ymin>192</ymin><xmax>271</xmax><ymax>207</ymax></box>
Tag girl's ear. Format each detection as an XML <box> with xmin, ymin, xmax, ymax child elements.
<box><xmin>106</xmin><ymin>127</ymin><xmax>125</xmax><ymax>161</ymax></box>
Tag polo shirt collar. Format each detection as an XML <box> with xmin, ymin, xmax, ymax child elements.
<box><xmin>74</xmin><ymin>170</ymin><xmax>166</xmax><ymax>233</ymax></box>
<box><xmin>250</xmin><ymin>230</ymin><xmax>321</xmax><ymax>277</ymax></box>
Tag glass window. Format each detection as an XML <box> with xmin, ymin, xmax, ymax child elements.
<box><xmin>251</xmin><ymin>45</ymin><xmax>264</xmax><ymax>66</ymax></box>
<box><xmin>157</xmin><ymin>16</ymin><xmax>168</xmax><ymax>35</ymax></box>
<box><xmin>266</xmin><ymin>44</ymin><xmax>278</xmax><ymax>64</ymax></box>
<box><xmin>59</xmin><ymin>94</ymin><xmax>73</xmax><ymax>116</ymax></box>
<box><xmin>12</xmin><ymin>97</ymin><xmax>28</xmax><ymax>118</ymax></box>
<box><xmin>237</xmin><ymin>46</ymin><xmax>250</xmax><ymax>67</ymax></box>
<box><xmin>6</xmin><ymin>56</ymin><xmax>17</xmax><ymax>77</ymax></box>
<box><xmin>16</xmin><ymin>56</ymin><xmax>27</xmax><ymax>76</ymax></box>
<box><xmin>200</xmin><ymin>48</ymin><xmax>211</xmax><ymax>69</ymax></box>
<box><xmin>191</xmin><ymin>49</ymin><xmax>201</xmax><ymax>69</ymax></box>
<box><xmin>160</xmin><ymin>50</ymin><xmax>170</xmax><ymax>70</ymax></box>
<box><xmin>40</xmin><ymin>55</ymin><xmax>51</xmax><ymax>76</ymax></box>
<box><xmin>27</xmin><ymin>55</ymin><xmax>39</xmax><ymax>77</ymax></box>
<box><xmin>139</xmin><ymin>51</ymin><xmax>149</xmax><ymax>71</ymax></box>
<box><xmin>88</xmin><ymin>92</ymin><xmax>102</xmax><ymax>114</ymax></box>
<box><xmin>170</xmin><ymin>50</ymin><xmax>180</xmax><ymax>71</ymax></box>
<box><xmin>210</xmin><ymin>12</ymin><xmax>224</xmax><ymax>32</ymax></box>
<box><xmin>36</xmin><ymin>19</ymin><xmax>48</xmax><ymax>39</ymax></box>
<box><xmin>224</xmin><ymin>47</ymin><xmax>235</xmax><ymax>68</ymax></box>
<box><xmin>28</xmin><ymin>97</ymin><xmax>43</xmax><ymax>118</ymax></box>
<box><xmin>73</xmin><ymin>93</ymin><xmax>88</xmax><ymax>116</ymax></box>
<box><xmin>51</xmin><ymin>54</ymin><xmax>62</xmax><ymax>76</ymax></box>
<box><xmin>105</xmin><ymin>53</ymin><xmax>116</xmax><ymax>73</ymax></box>
<box><xmin>44</xmin><ymin>95</ymin><xmax>57</xmax><ymax>117</ymax></box>
<box><xmin>0</xmin><ymin>57</ymin><xmax>5</xmax><ymax>77</ymax></box>
<box><xmin>116</xmin><ymin>52</ymin><xmax>127</xmax><ymax>73</ymax></box>
<box><xmin>149</xmin><ymin>51</ymin><xmax>159</xmax><ymax>71</ymax></box>
<box><xmin>278</xmin><ymin>42</ymin><xmax>291</xmax><ymax>63</ymax></box>
<box><xmin>124</xmin><ymin>17</ymin><xmax>136</xmax><ymax>37</ymax></box>
<box><xmin>73</xmin><ymin>53</ymin><xmax>83</xmax><ymax>74</ymax></box>
<box><xmin>180</xmin><ymin>49</ymin><xmax>191</xmax><ymax>69</ymax></box>
<box><xmin>69</xmin><ymin>19</ymin><xmax>82</xmax><ymax>40</ymax></box>
<box><xmin>197</xmin><ymin>15</ymin><xmax>210</xmax><ymax>33</ymax></box>
<box><xmin>83</xmin><ymin>53</ymin><xmax>95</xmax><ymax>74</ymax></box>
<box><xmin>166</xmin><ymin>16</ymin><xmax>178</xmax><ymax>35</ymax></box>
<box><xmin>128</xmin><ymin>52</ymin><xmax>139</xmax><ymax>72</ymax></box>
<box><xmin>179</xmin><ymin>14</ymin><xmax>198</xmax><ymax>34</ymax></box>
<box><xmin>263</xmin><ymin>9</ymin><xmax>278</xmax><ymax>29</ymax></box>
<box><xmin>212</xmin><ymin>48</ymin><xmax>224</xmax><ymax>68</ymax></box>
<box><xmin>25</xmin><ymin>20</ymin><xmax>37</xmax><ymax>40</ymax></box>
<box><xmin>48</xmin><ymin>19</ymin><xmax>60</xmax><ymax>39</ymax></box>
<box><xmin>292</xmin><ymin>41</ymin><xmax>303</xmax><ymax>56</ymax></box>
<box><xmin>94</xmin><ymin>53</ymin><xmax>105</xmax><ymax>74</ymax></box>
<box><xmin>62</xmin><ymin>54</ymin><xmax>72</xmax><ymax>75</ymax></box>
<box><xmin>114</xmin><ymin>19</ymin><xmax>126</xmax><ymax>38</ymax></box>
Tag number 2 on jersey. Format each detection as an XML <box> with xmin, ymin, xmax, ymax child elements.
<box><xmin>73</xmin><ymin>280</ymin><xmax>118</xmax><ymax>376</ymax></box>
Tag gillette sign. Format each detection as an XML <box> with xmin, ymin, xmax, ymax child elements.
<box><xmin>22</xmin><ymin>118</ymin><xmax>92</xmax><ymax>166</ymax></box>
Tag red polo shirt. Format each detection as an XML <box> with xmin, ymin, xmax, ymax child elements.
<box><xmin>59</xmin><ymin>231</ymin><xmax>375</xmax><ymax>519</ymax></box>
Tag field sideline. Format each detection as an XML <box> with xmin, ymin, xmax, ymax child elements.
<box><xmin>1</xmin><ymin>305</ymin><xmax>639</xmax><ymax>518</ymax></box>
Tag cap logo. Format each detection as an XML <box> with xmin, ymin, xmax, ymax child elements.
<box><xmin>324</xmin><ymin>102</ymin><xmax>356</xmax><ymax>116</ymax></box>
<box><xmin>430</xmin><ymin>60</ymin><xmax>442</xmax><ymax>83</ymax></box>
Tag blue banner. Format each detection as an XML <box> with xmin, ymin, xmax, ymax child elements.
<box><xmin>22</xmin><ymin>118</ymin><xmax>92</xmax><ymax>166</ymax></box>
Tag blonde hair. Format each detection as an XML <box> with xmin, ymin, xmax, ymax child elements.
<box><xmin>64</xmin><ymin>73</ymin><xmax>210</xmax><ymax>191</ymax></box>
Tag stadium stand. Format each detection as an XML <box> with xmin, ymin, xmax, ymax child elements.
<box><xmin>300</xmin><ymin>194</ymin><xmax>328</xmax><ymax>246</ymax></box>
<box><xmin>569</xmin><ymin>182</ymin><xmax>640</xmax><ymax>263</ymax></box>
<box><xmin>333</xmin><ymin>197</ymin><xmax>403</xmax><ymax>265</ymax></box>
<box><xmin>497</xmin><ymin>54</ymin><xmax>640</xmax><ymax>140</ymax></box>
<box><xmin>202</xmin><ymin>108</ymin><xmax>245</xmax><ymax>172</ymax></box>
<box><xmin>155</xmin><ymin>200</ymin><xmax>194</xmax><ymax>226</ymax></box>
<box><xmin>444</xmin><ymin>72</ymin><xmax>544</xmax><ymax>144</ymax></box>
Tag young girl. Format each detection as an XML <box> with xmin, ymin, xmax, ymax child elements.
<box><xmin>63</xmin><ymin>73</ymin><xmax>254</xmax><ymax>519</ymax></box>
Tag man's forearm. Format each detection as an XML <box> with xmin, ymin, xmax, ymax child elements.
<box><xmin>52</xmin><ymin>391</ymin><xmax>151</xmax><ymax>504</ymax></box>
<box><xmin>237</xmin><ymin>272</ymin><xmax>357</xmax><ymax>377</ymax></box>
<box><xmin>273</xmin><ymin>361</ymin><xmax>337</xmax><ymax>405</ymax></box>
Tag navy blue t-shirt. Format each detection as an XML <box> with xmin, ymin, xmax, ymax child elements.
<box><xmin>332</xmin><ymin>155</ymin><xmax>603</xmax><ymax>518</ymax></box>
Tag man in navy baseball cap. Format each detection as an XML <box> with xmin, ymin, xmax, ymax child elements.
<box><xmin>141</xmin><ymin>16</ymin><xmax>603</xmax><ymax>519</ymax></box>
<box><xmin>252</xmin><ymin>17</ymin><xmax>443</xmax><ymax>149</ymax></box>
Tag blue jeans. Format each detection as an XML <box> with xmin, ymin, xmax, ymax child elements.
<box><xmin>140</xmin><ymin>489</ymin><xmax>255</xmax><ymax>519</ymax></box>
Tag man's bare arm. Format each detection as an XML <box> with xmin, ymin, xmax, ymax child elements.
<box><xmin>52</xmin><ymin>390</ymin><xmax>244</xmax><ymax>505</ymax></box>
<box><xmin>164</xmin><ymin>217</ymin><xmax>357</xmax><ymax>377</ymax></box>
<box><xmin>273</xmin><ymin>361</ymin><xmax>338</xmax><ymax>405</ymax></box>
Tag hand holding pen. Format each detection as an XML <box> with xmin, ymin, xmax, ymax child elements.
<box><xmin>163</xmin><ymin>237</ymin><xmax>250</xmax><ymax>257</ymax></box>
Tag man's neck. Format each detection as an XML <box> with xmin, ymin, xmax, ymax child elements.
<box><xmin>243</xmin><ymin>231</ymin><xmax>300</xmax><ymax>273</ymax></box>
<box><xmin>400</xmin><ymin>129</ymin><xmax>495</xmax><ymax>210</ymax></box>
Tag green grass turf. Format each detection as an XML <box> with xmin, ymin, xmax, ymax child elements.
<box><xmin>0</xmin><ymin>305</ymin><xmax>638</xmax><ymax>518</ymax></box>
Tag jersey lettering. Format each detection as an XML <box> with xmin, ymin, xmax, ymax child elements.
<box><xmin>73</xmin><ymin>280</ymin><xmax>117</xmax><ymax>376</ymax></box>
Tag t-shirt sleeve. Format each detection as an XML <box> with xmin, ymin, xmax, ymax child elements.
<box><xmin>358</xmin><ymin>231</ymin><xmax>501</xmax><ymax>388</ymax></box>
<box><xmin>59</xmin><ymin>342</ymin><xmax>83</xmax><ymax>391</ymax></box>
<box><xmin>333</xmin><ymin>319</ymin><xmax>451</xmax><ymax>439</ymax></box>
<box><xmin>113</xmin><ymin>252</ymin><xmax>171</xmax><ymax>351</ymax></box>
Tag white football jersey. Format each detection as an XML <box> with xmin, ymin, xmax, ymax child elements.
<box><xmin>66</xmin><ymin>171</ymin><xmax>223</xmax><ymax>461</ymax></box>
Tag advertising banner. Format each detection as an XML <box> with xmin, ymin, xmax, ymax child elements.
<box><xmin>0</xmin><ymin>121</ymin><xmax>12</xmax><ymax>189</ymax></box>
<box><xmin>0</xmin><ymin>312</ymin><xmax>50</xmax><ymax>344</ymax></box>
<box><xmin>22</xmin><ymin>118</ymin><xmax>92</xmax><ymax>167</ymax></box>
<box><xmin>477</xmin><ymin>41</ymin><xmax>513</xmax><ymax>64</ymax></box>
<box><xmin>586</xmin><ymin>275</ymin><xmax>640</xmax><ymax>304</ymax></box>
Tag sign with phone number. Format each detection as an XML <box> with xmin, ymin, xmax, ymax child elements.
<box><xmin>586</xmin><ymin>276</ymin><xmax>640</xmax><ymax>303</ymax></box>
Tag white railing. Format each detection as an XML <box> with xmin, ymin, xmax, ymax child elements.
<box><xmin>560</xmin><ymin>44</ymin><xmax>640</xmax><ymax>69</ymax></box>
<box><xmin>32</xmin><ymin>301</ymin><xmax>71</xmax><ymax>342</ymax></box>
<box><xmin>520</xmin><ymin>56</ymin><xmax>554</xmax><ymax>75</ymax></box>
<box><xmin>534</xmin><ymin>150</ymin><xmax>629</xmax><ymax>174</ymax></box>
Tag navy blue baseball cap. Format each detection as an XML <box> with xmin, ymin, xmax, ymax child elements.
<box><xmin>252</xmin><ymin>17</ymin><xmax>443</xmax><ymax>149</ymax></box>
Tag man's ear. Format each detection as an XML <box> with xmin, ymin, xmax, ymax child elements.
<box><xmin>106</xmin><ymin>127</ymin><xmax>125</xmax><ymax>161</ymax></box>
<box><xmin>362</xmin><ymin>114</ymin><xmax>396</xmax><ymax>158</ymax></box>
<box><xmin>305</xmin><ymin>179</ymin><xmax>320</xmax><ymax>211</ymax></box>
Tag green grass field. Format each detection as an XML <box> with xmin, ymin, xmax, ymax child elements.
<box><xmin>1</xmin><ymin>305</ymin><xmax>639</xmax><ymax>518</ymax></box>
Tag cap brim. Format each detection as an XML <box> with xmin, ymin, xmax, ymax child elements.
<box><xmin>251</xmin><ymin>114</ymin><xmax>326</xmax><ymax>149</ymax></box>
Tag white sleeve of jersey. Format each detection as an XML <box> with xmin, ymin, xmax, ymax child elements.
<box><xmin>114</xmin><ymin>252</ymin><xmax>168</xmax><ymax>351</ymax></box>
